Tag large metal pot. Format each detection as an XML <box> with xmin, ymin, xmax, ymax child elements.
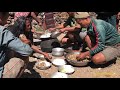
<box><xmin>51</xmin><ymin>29</ymin><xmax>61</xmax><ymax>38</ymax></box>
<box><xmin>65</xmin><ymin>52</ymin><xmax>90</xmax><ymax>67</ymax></box>
<box><xmin>40</xmin><ymin>39</ymin><xmax>61</xmax><ymax>53</ymax></box>
<box><xmin>52</xmin><ymin>47</ymin><xmax>65</xmax><ymax>57</ymax></box>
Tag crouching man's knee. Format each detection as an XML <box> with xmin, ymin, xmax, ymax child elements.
<box><xmin>92</xmin><ymin>54</ymin><xmax>106</xmax><ymax>65</ymax></box>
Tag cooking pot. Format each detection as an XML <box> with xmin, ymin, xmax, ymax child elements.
<box><xmin>51</xmin><ymin>30</ymin><xmax>61</xmax><ymax>38</ymax></box>
<box><xmin>52</xmin><ymin>48</ymin><xmax>65</xmax><ymax>57</ymax></box>
<box><xmin>40</xmin><ymin>39</ymin><xmax>61</xmax><ymax>53</ymax></box>
<box><xmin>65</xmin><ymin>51</ymin><xmax>91</xmax><ymax>67</ymax></box>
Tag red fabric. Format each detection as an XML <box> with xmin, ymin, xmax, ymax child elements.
<box><xmin>91</xmin><ymin>23</ymin><xmax>99</xmax><ymax>51</ymax></box>
<box><xmin>44</xmin><ymin>12</ymin><xmax>55</xmax><ymax>29</ymax></box>
<box><xmin>14</xmin><ymin>12</ymin><xmax>30</xmax><ymax>21</ymax></box>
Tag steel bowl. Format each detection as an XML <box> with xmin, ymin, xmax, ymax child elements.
<box><xmin>65</xmin><ymin>52</ymin><xmax>90</xmax><ymax>67</ymax></box>
<box><xmin>51</xmin><ymin>72</ymin><xmax>68</xmax><ymax>78</ymax></box>
<box><xmin>40</xmin><ymin>39</ymin><xmax>61</xmax><ymax>53</ymax></box>
<box><xmin>52</xmin><ymin>48</ymin><xmax>65</xmax><ymax>57</ymax></box>
<box><xmin>58</xmin><ymin>65</ymin><xmax>75</xmax><ymax>74</ymax></box>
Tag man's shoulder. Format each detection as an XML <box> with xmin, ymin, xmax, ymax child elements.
<box><xmin>0</xmin><ymin>26</ymin><xmax>14</xmax><ymax>38</ymax></box>
<box><xmin>94</xmin><ymin>18</ymin><xmax>103</xmax><ymax>23</ymax></box>
<box><xmin>0</xmin><ymin>26</ymin><xmax>8</xmax><ymax>34</ymax></box>
<box><xmin>94</xmin><ymin>19</ymin><xmax>106</xmax><ymax>27</ymax></box>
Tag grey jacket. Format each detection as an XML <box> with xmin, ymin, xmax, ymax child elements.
<box><xmin>0</xmin><ymin>25</ymin><xmax>33</xmax><ymax>77</ymax></box>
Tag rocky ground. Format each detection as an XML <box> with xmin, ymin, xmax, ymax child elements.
<box><xmin>21</xmin><ymin>55</ymin><xmax>120</xmax><ymax>78</ymax></box>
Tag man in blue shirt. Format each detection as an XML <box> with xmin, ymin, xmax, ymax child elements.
<box><xmin>0</xmin><ymin>12</ymin><xmax>33</xmax><ymax>78</ymax></box>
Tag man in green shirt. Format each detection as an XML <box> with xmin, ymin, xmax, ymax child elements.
<box><xmin>75</xmin><ymin>12</ymin><xmax>120</xmax><ymax>64</ymax></box>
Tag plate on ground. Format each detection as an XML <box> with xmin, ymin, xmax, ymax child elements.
<box><xmin>33</xmin><ymin>53</ymin><xmax>45</xmax><ymax>59</ymax></box>
<box><xmin>51</xmin><ymin>72</ymin><xmax>68</xmax><ymax>78</ymax></box>
<box><xmin>58</xmin><ymin>65</ymin><xmax>75</xmax><ymax>74</ymax></box>
<box><xmin>40</xmin><ymin>33</ymin><xmax>52</xmax><ymax>39</ymax></box>
<box><xmin>33</xmin><ymin>39</ymin><xmax>41</xmax><ymax>42</ymax></box>
<box><xmin>35</xmin><ymin>61</ymin><xmax>51</xmax><ymax>70</ymax></box>
<box><xmin>52</xmin><ymin>58</ymin><xmax>66</xmax><ymax>67</ymax></box>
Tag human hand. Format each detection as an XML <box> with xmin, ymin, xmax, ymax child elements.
<box><xmin>61</xmin><ymin>38</ymin><xmax>69</xmax><ymax>44</ymax></box>
<box><xmin>19</xmin><ymin>34</ymin><xmax>31</xmax><ymax>44</ymax></box>
<box><xmin>43</xmin><ymin>53</ymin><xmax>52</xmax><ymax>60</ymax></box>
<box><xmin>31</xmin><ymin>29</ymin><xmax>36</xmax><ymax>33</ymax></box>
<box><xmin>19</xmin><ymin>34</ymin><xmax>27</xmax><ymax>40</ymax></box>
<box><xmin>60</xmin><ymin>28</ymin><xmax>65</xmax><ymax>33</ymax></box>
<box><xmin>76</xmin><ymin>52</ymin><xmax>87</xmax><ymax>61</ymax></box>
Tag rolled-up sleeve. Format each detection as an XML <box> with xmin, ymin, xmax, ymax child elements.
<box><xmin>2</xmin><ymin>30</ymin><xmax>33</xmax><ymax>56</ymax></box>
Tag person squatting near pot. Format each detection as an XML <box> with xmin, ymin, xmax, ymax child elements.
<box><xmin>0</xmin><ymin>12</ymin><xmax>33</xmax><ymax>78</ymax></box>
<box><xmin>49</xmin><ymin>12</ymin><xmax>83</xmax><ymax>50</ymax></box>
<box><xmin>7</xmin><ymin>16</ymin><xmax>52</xmax><ymax>60</ymax></box>
<box><xmin>74</xmin><ymin>12</ymin><xmax>120</xmax><ymax>65</ymax></box>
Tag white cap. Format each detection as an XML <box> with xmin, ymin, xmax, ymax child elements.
<box><xmin>74</xmin><ymin>12</ymin><xmax>90</xmax><ymax>19</ymax></box>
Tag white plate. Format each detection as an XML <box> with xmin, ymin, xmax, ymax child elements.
<box><xmin>51</xmin><ymin>72</ymin><xmax>68</xmax><ymax>78</ymax></box>
<box><xmin>40</xmin><ymin>33</ymin><xmax>51</xmax><ymax>38</ymax></box>
<box><xmin>52</xmin><ymin>58</ymin><xmax>66</xmax><ymax>67</ymax></box>
<box><xmin>33</xmin><ymin>39</ymin><xmax>41</xmax><ymax>42</ymax></box>
<box><xmin>35</xmin><ymin>61</ymin><xmax>51</xmax><ymax>70</ymax></box>
<box><xmin>58</xmin><ymin>65</ymin><xmax>75</xmax><ymax>74</ymax></box>
<box><xmin>33</xmin><ymin>53</ymin><xmax>45</xmax><ymax>59</ymax></box>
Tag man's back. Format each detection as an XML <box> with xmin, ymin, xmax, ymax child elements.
<box><xmin>88</xmin><ymin>18</ymin><xmax>120</xmax><ymax>46</ymax></box>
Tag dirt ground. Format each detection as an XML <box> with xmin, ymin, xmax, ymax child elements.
<box><xmin>21</xmin><ymin>54</ymin><xmax>120</xmax><ymax>78</ymax></box>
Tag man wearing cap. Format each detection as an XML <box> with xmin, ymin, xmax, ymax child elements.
<box><xmin>75</xmin><ymin>12</ymin><xmax>120</xmax><ymax>64</ymax></box>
